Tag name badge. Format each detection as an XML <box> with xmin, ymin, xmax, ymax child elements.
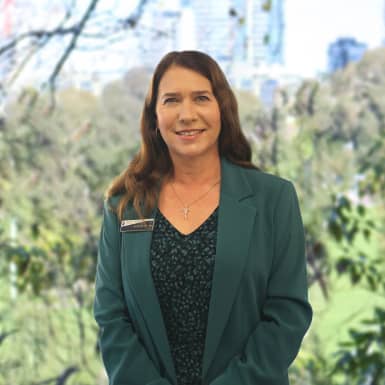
<box><xmin>120</xmin><ymin>219</ymin><xmax>154</xmax><ymax>232</ymax></box>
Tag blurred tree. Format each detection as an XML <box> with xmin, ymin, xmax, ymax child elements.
<box><xmin>328</xmin><ymin>194</ymin><xmax>385</xmax><ymax>385</ymax></box>
<box><xmin>0</xmin><ymin>69</ymin><xmax>148</xmax><ymax>383</ymax></box>
<box><xmin>240</xmin><ymin>48</ymin><xmax>385</xmax><ymax>385</ymax></box>
<box><xmin>289</xmin><ymin>48</ymin><xmax>385</xmax><ymax>385</ymax></box>
<box><xmin>0</xmin><ymin>0</ymin><xmax>151</xmax><ymax>103</ymax></box>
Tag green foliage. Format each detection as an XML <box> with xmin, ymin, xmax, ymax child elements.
<box><xmin>333</xmin><ymin>307</ymin><xmax>385</xmax><ymax>385</ymax></box>
<box><xmin>0</xmin><ymin>282</ymin><xmax>100</xmax><ymax>385</ymax></box>
<box><xmin>290</xmin><ymin>338</ymin><xmax>336</xmax><ymax>385</ymax></box>
<box><xmin>0</xmin><ymin>70</ymin><xmax>148</xmax><ymax>384</ymax></box>
<box><xmin>262</xmin><ymin>0</ymin><xmax>272</xmax><ymax>12</ymax></box>
<box><xmin>292</xmin><ymin>50</ymin><xmax>385</xmax><ymax>385</ymax></box>
<box><xmin>328</xmin><ymin>195</ymin><xmax>383</xmax><ymax>290</ymax></box>
<box><xmin>243</xmin><ymin>48</ymin><xmax>385</xmax><ymax>384</ymax></box>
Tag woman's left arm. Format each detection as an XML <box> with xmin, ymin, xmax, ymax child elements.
<box><xmin>210</xmin><ymin>181</ymin><xmax>313</xmax><ymax>385</ymax></box>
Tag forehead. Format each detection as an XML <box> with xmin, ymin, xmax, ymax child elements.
<box><xmin>158</xmin><ymin>65</ymin><xmax>213</xmax><ymax>94</ymax></box>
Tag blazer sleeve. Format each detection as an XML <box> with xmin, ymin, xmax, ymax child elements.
<box><xmin>93</xmin><ymin>200</ymin><xmax>171</xmax><ymax>385</ymax></box>
<box><xmin>210</xmin><ymin>181</ymin><xmax>313</xmax><ymax>385</ymax></box>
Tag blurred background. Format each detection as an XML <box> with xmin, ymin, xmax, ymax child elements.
<box><xmin>1</xmin><ymin>1</ymin><xmax>385</xmax><ymax>384</ymax></box>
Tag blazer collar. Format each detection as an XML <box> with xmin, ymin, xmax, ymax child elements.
<box><xmin>220</xmin><ymin>157</ymin><xmax>254</xmax><ymax>201</ymax></box>
<box><xmin>122</xmin><ymin>158</ymin><xmax>258</xmax><ymax>383</ymax></box>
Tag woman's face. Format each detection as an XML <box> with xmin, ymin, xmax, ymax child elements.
<box><xmin>155</xmin><ymin>65</ymin><xmax>221</xmax><ymax>162</ymax></box>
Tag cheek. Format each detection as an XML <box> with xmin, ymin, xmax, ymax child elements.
<box><xmin>155</xmin><ymin>113</ymin><xmax>167</xmax><ymax>129</ymax></box>
<box><xmin>212</xmin><ymin>107</ymin><xmax>221</xmax><ymax>129</ymax></box>
<box><xmin>156</xmin><ymin>109</ymin><xmax>174</xmax><ymax>129</ymax></box>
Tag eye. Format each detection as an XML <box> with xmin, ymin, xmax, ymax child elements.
<box><xmin>163</xmin><ymin>97</ymin><xmax>178</xmax><ymax>104</ymax></box>
<box><xmin>196</xmin><ymin>95</ymin><xmax>209</xmax><ymax>102</ymax></box>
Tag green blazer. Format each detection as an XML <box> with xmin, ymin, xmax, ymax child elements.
<box><xmin>93</xmin><ymin>158</ymin><xmax>312</xmax><ymax>385</ymax></box>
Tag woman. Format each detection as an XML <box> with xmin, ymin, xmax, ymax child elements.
<box><xmin>93</xmin><ymin>50</ymin><xmax>312</xmax><ymax>385</ymax></box>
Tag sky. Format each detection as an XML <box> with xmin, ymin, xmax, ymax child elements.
<box><xmin>284</xmin><ymin>0</ymin><xmax>385</xmax><ymax>76</ymax></box>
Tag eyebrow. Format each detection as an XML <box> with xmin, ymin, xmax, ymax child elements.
<box><xmin>160</xmin><ymin>90</ymin><xmax>212</xmax><ymax>98</ymax></box>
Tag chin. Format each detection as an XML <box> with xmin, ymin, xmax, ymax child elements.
<box><xmin>173</xmin><ymin>147</ymin><xmax>219</xmax><ymax>161</ymax></box>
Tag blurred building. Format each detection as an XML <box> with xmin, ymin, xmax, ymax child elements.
<box><xmin>246</xmin><ymin>0</ymin><xmax>284</xmax><ymax>66</ymax></box>
<box><xmin>187</xmin><ymin>0</ymin><xmax>285</xmax><ymax>104</ymax></box>
<box><xmin>177</xmin><ymin>0</ymin><xmax>198</xmax><ymax>51</ymax></box>
<box><xmin>188</xmin><ymin>0</ymin><xmax>285</xmax><ymax>77</ymax></box>
<box><xmin>328</xmin><ymin>37</ymin><xmax>368</xmax><ymax>72</ymax></box>
<box><xmin>123</xmin><ymin>0</ymin><xmax>286</xmax><ymax>105</ymax></box>
<box><xmin>189</xmin><ymin>0</ymin><xmax>237</xmax><ymax>74</ymax></box>
<box><xmin>136</xmin><ymin>0</ymin><xmax>182</xmax><ymax>68</ymax></box>
<box><xmin>259</xmin><ymin>78</ymin><xmax>278</xmax><ymax>106</ymax></box>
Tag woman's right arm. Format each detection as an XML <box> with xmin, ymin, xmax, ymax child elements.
<box><xmin>93</xmin><ymin>200</ymin><xmax>171</xmax><ymax>385</ymax></box>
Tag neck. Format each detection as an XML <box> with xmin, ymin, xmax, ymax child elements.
<box><xmin>169</xmin><ymin>152</ymin><xmax>221</xmax><ymax>186</ymax></box>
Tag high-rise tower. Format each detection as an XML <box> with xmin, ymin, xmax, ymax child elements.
<box><xmin>246</xmin><ymin>0</ymin><xmax>284</xmax><ymax>66</ymax></box>
<box><xmin>328</xmin><ymin>37</ymin><xmax>367</xmax><ymax>72</ymax></box>
<box><xmin>190</xmin><ymin>0</ymin><xmax>237</xmax><ymax>73</ymax></box>
<box><xmin>137</xmin><ymin>0</ymin><xmax>181</xmax><ymax>68</ymax></box>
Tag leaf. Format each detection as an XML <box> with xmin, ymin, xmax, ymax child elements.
<box><xmin>363</xmin><ymin>228</ymin><xmax>371</xmax><ymax>240</ymax></box>
<box><xmin>357</xmin><ymin>204</ymin><xmax>366</xmax><ymax>216</ymax></box>
<box><xmin>336</xmin><ymin>257</ymin><xmax>351</xmax><ymax>274</ymax></box>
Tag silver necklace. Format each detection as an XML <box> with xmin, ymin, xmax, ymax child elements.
<box><xmin>171</xmin><ymin>179</ymin><xmax>220</xmax><ymax>220</ymax></box>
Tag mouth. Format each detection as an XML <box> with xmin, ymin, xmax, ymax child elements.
<box><xmin>175</xmin><ymin>129</ymin><xmax>206</xmax><ymax>136</ymax></box>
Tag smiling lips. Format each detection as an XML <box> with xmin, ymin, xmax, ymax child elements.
<box><xmin>176</xmin><ymin>129</ymin><xmax>206</xmax><ymax>136</ymax></box>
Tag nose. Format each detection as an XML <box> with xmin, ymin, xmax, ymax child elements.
<box><xmin>178</xmin><ymin>99</ymin><xmax>197</xmax><ymax>124</ymax></box>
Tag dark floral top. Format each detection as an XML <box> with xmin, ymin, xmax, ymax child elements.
<box><xmin>150</xmin><ymin>207</ymin><xmax>218</xmax><ymax>385</ymax></box>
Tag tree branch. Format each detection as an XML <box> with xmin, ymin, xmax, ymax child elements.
<box><xmin>0</xmin><ymin>0</ymin><xmax>153</xmax><ymax>108</ymax></box>
<box><xmin>46</xmin><ymin>0</ymin><xmax>100</xmax><ymax>106</ymax></box>
<box><xmin>118</xmin><ymin>0</ymin><xmax>149</xmax><ymax>29</ymax></box>
<box><xmin>29</xmin><ymin>366</ymin><xmax>79</xmax><ymax>385</ymax></box>
<box><xmin>0</xmin><ymin>26</ymin><xmax>79</xmax><ymax>58</ymax></box>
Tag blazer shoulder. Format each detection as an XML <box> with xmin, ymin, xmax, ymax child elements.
<box><xmin>238</xmin><ymin>167</ymin><xmax>301</xmax><ymax>221</ymax></box>
<box><xmin>104</xmin><ymin>193</ymin><xmax>142</xmax><ymax>222</ymax></box>
<box><xmin>103</xmin><ymin>194</ymin><xmax>128</xmax><ymax>220</ymax></box>
<box><xmin>105</xmin><ymin>194</ymin><xmax>122</xmax><ymax>210</ymax></box>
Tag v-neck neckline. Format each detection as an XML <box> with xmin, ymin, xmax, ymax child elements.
<box><xmin>156</xmin><ymin>206</ymin><xmax>219</xmax><ymax>237</ymax></box>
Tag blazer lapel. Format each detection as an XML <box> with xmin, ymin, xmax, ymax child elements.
<box><xmin>202</xmin><ymin>159</ymin><xmax>258</xmax><ymax>379</ymax></box>
<box><xmin>121</xmin><ymin>205</ymin><xmax>178</xmax><ymax>383</ymax></box>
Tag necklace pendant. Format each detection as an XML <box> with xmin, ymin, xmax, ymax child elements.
<box><xmin>182</xmin><ymin>207</ymin><xmax>189</xmax><ymax>220</ymax></box>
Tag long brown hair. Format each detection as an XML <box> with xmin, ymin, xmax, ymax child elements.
<box><xmin>106</xmin><ymin>50</ymin><xmax>256</xmax><ymax>220</ymax></box>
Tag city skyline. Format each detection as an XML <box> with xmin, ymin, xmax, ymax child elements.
<box><xmin>120</xmin><ymin>0</ymin><xmax>385</xmax><ymax>76</ymax></box>
<box><xmin>1</xmin><ymin>0</ymin><xmax>384</xmax><ymax>93</ymax></box>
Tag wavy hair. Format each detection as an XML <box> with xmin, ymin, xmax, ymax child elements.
<box><xmin>106</xmin><ymin>50</ymin><xmax>256</xmax><ymax>219</ymax></box>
